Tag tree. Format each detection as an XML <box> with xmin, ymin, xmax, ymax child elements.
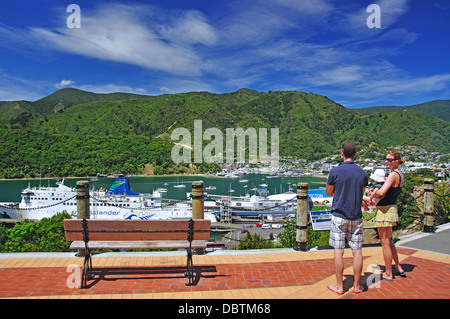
<box><xmin>279</xmin><ymin>215</ymin><xmax>296</xmax><ymax>248</ymax></box>
<box><xmin>397</xmin><ymin>174</ymin><xmax>422</xmax><ymax>228</ymax></box>
<box><xmin>0</xmin><ymin>212</ymin><xmax>72</xmax><ymax>252</ymax></box>
<box><xmin>279</xmin><ymin>214</ymin><xmax>330</xmax><ymax>248</ymax></box>
<box><xmin>237</xmin><ymin>232</ymin><xmax>275</xmax><ymax>250</ymax></box>
<box><xmin>434</xmin><ymin>183</ymin><xmax>450</xmax><ymax>226</ymax></box>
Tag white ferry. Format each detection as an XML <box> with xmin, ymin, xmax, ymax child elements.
<box><xmin>209</xmin><ymin>188</ymin><xmax>297</xmax><ymax>212</ymax></box>
<box><xmin>0</xmin><ymin>177</ymin><xmax>217</xmax><ymax>222</ymax></box>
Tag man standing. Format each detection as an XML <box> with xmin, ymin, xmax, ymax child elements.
<box><xmin>326</xmin><ymin>142</ymin><xmax>368</xmax><ymax>296</ymax></box>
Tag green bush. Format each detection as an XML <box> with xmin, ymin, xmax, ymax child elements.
<box><xmin>0</xmin><ymin>212</ymin><xmax>72</xmax><ymax>252</ymax></box>
<box><xmin>279</xmin><ymin>215</ymin><xmax>330</xmax><ymax>248</ymax></box>
<box><xmin>237</xmin><ymin>232</ymin><xmax>276</xmax><ymax>250</ymax></box>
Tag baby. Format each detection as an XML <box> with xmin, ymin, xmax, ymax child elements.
<box><xmin>362</xmin><ymin>169</ymin><xmax>386</xmax><ymax>210</ymax></box>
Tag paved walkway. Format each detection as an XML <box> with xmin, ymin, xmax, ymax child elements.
<box><xmin>0</xmin><ymin>242</ymin><xmax>448</xmax><ymax>300</ymax></box>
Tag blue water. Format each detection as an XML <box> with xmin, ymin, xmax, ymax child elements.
<box><xmin>0</xmin><ymin>174</ymin><xmax>326</xmax><ymax>202</ymax></box>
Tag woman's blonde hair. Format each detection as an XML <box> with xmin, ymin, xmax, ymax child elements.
<box><xmin>387</xmin><ymin>150</ymin><xmax>405</xmax><ymax>165</ymax></box>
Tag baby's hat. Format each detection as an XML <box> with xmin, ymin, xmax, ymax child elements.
<box><xmin>370</xmin><ymin>169</ymin><xmax>386</xmax><ymax>182</ymax></box>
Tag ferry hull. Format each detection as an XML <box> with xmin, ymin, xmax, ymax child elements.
<box><xmin>1</xmin><ymin>205</ymin><xmax>217</xmax><ymax>222</ymax></box>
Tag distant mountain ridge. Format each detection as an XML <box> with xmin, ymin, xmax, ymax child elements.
<box><xmin>356</xmin><ymin>100</ymin><xmax>450</xmax><ymax>122</ymax></box>
<box><xmin>0</xmin><ymin>88</ymin><xmax>150</xmax><ymax>120</ymax></box>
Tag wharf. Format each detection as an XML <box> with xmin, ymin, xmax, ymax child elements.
<box><xmin>0</xmin><ymin>218</ymin><xmax>20</xmax><ymax>225</ymax></box>
<box><xmin>0</xmin><ymin>224</ymin><xmax>448</xmax><ymax>302</ymax></box>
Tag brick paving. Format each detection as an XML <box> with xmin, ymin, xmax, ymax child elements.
<box><xmin>0</xmin><ymin>246</ymin><xmax>448</xmax><ymax>300</ymax></box>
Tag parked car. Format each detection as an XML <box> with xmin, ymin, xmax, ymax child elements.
<box><xmin>262</xmin><ymin>224</ymin><xmax>271</xmax><ymax>229</ymax></box>
<box><xmin>256</xmin><ymin>223</ymin><xmax>263</xmax><ymax>227</ymax></box>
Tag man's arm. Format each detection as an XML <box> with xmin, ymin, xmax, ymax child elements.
<box><xmin>326</xmin><ymin>184</ymin><xmax>334</xmax><ymax>197</ymax></box>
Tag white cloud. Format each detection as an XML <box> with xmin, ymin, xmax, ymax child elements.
<box><xmin>77</xmin><ymin>83</ymin><xmax>148</xmax><ymax>95</ymax></box>
<box><xmin>55</xmin><ymin>79</ymin><xmax>75</xmax><ymax>88</ymax></box>
<box><xmin>0</xmin><ymin>70</ymin><xmax>48</xmax><ymax>101</ymax></box>
<box><xmin>341</xmin><ymin>0</ymin><xmax>410</xmax><ymax>34</ymax></box>
<box><xmin>273</xmin><ymin>0</ymin><xmax>334</xmax><ymax>15</ymax></box>
<box><xmin>1</xmin><ymin>0</ymin><xmax>448</xmax><ymax>109</ymax></box>
<box><xmin>159</xmin><ymin>10</ymin><xmax>218</xmax><ymax>46</ymax></box>
<box><xmin>29</xmin><ymin>4</ymin><xmax>217</xmax><ymax>76</ymax></box>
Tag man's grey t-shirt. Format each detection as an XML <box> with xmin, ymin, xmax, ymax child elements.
<box><xmin>326</xmin><ymin>161</ymin><xmax>368</xmax><ymax>220</ymax></box>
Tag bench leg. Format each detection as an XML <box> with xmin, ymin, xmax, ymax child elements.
<box><xmin>185</xmin><ymin>248</ymin><xmax>195</xmax><ymax>286</ymax></box>
<box><xmin>81</xmin><ymin>253</ymin><xmax>93</xmax><ymax>289</ymax></box>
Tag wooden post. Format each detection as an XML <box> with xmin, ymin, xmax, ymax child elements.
<box><xmin>192</xmin><ymin>181</ymin><xmax>204</xmax><ymax>219</ymax></box>
<box><xmin>422</xmin><ymin>178</ymin><xmax>435</xmax><ymax>233</ymax></box>
<box><xmin>76</xmin><ymin>181</ymin><xmax>90</xmax><ymax>256</ymax></box>
<box><xmin>191</xmin><ymin>181</ymin><xmax>205</xmax><ymax>254</ymax></box>
<box><xmin>294</xmin><ymin>183</ymin><xmax>309</xmax><ymax>251</ymax></box>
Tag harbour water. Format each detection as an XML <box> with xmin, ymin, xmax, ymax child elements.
<box><xmin>0</xmin><ymin>174</ymin><xmax>327</xmax><ymax>203</ymax></box>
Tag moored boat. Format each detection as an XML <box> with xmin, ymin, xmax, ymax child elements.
<box><xmin>0</xmin><ymin>177</ymin><xmax>217</xmax><ymax>222</ymax></box>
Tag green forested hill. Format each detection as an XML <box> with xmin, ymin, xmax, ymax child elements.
<box><xmin>1</xmin><ymin>89</ymin><xmax>449</xmax><ymax>178</ymax></box>
<box><xmin>356</xmin><ymin>99</ymin><xmax>450</xmax><ymax>122</ymax></box>
<box><xmin>32</xmin><ymin>88</ymin><xmax>150</xmax><ymax>114</ymax></box>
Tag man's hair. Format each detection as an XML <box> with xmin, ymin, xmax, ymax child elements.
<box><xmin>341</xmin><ymin>141</ymin><xmax>357</xmax><ymax>159</ymax></box>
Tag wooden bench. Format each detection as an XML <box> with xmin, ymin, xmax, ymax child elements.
<box><xmin>64</xmin><ymin>218</ymin><xmax>211</xmax><ymax>288</ymax></box>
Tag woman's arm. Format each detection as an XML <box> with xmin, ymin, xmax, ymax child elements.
<box><xmin>375</xmin><ymin>172</ymin><xmax>398</xmax><ymax>198</ymax></box>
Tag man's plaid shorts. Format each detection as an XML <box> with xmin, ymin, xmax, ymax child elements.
<box><xmin>329</xmin><ymin>215</ymin><xmax>363</xmax><ymax>250</ymax></box>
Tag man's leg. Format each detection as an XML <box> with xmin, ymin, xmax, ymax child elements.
<box><xmin>331</xmin><ymin>248</ymin><xmax>345</xmax><ymax>294</ymax></box>
<box><xmin>348</xmin><ymin>219</ymin><xmax>364</xmax><ymax>294</ymax></box>
<box><xmin>352</xmin><ymin>249</ymin><xmax>363</xmax><ymax>294</ymax></box>
<box><xmin>328</xmin><ymin>216</ymin><xmax>345</xmax><ymax>295</ymax></box>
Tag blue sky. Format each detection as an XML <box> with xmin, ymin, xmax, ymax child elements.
<box><xmin>0</xmin><ymin>0</ymin><xmax>449</xmax><ymax>108</ymax></box>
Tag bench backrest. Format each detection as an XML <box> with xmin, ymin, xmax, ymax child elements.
<box><xmin>64</xmin><ymin>219</ymin><xmax>211</xmax><ymax>242</ymax></box>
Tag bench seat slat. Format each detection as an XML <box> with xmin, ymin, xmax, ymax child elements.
<box><xmin>64</xmin><ymin>219</ymin><xmax>211</xmax><ymax>242</ymax></box>
<box><xmin>69</xmin><ymin>240</ymin><xmax>207</xmax><ymax>250</ymax></box>
<box><xmin>65</xmin><ymin>232</ymin><xmax>210</xmax><ymax>241</ymax></box>
<box><xmin>64</xmin><ymin>219</ymin><xmax>211</xmax><ymax>232</ymax></box>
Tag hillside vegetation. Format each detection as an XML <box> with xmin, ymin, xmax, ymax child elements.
<box><xmin>1</xmin><ymin>88</ymin><xmax>449</xmax><ymax>178</ymax></box>
<box><xmin>356</xmin><ymin>99</ymin><xmax>450</xmax><ymax>122</ymax></box>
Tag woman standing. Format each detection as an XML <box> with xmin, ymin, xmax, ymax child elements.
<box><xmin>372</xmin><ymin>150</ymin><xmax>407</xmax><ymax>280</ymax></box>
